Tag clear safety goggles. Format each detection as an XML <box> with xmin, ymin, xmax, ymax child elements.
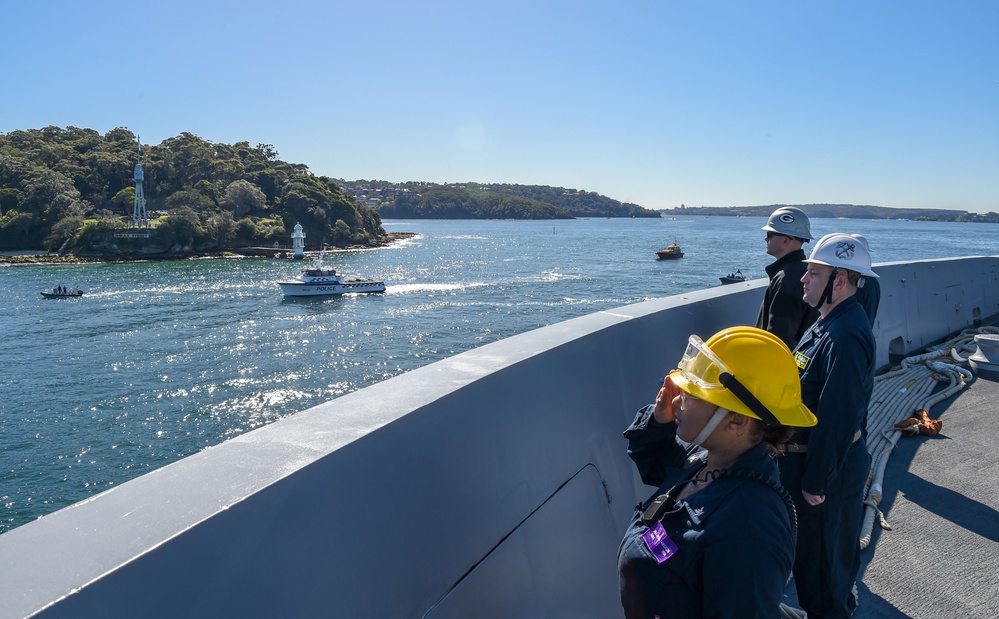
<box><xmin>677</xmin><ymin>335</ymin><xmax>730</xmax><ymax>391</ymax></box>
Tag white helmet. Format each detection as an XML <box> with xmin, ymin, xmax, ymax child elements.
<box><xmin>805</xmin><ymin>233</ymin><xmax>878</xmax><ymax>278</ymax></box>
<box><xmin>761</xmin><ymin>206</ymin><xmax>813</xmax><ymax>240</ymax></box>
<box><xmin>848</xmin><ymin>233</ymin><xmax>870</xmax><ymax>251</ymax></box>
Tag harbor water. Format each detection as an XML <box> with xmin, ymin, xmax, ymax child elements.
<box><xmin>1</xmin><ymin>216</ymin><xmax>996</xmax><ymax>533</ymax></box>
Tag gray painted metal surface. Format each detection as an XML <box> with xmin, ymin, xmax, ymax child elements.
<box><xmin>0</xmin><ymin>256</ymin><xmax>996</xmax><ymax>618</ymax></box>
<box><xmin>856</xmin><ymin>368</ymin><xmax>999</xmax><ymax>618</ymax></box>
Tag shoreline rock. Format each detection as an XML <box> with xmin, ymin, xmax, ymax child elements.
<box><xmin>0</xmin><ymin>232</ymin><xmax>418</xmax><ymax>266</ymax></box>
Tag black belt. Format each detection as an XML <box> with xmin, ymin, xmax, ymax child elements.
<box><xmin>782</xmin><ymin>430</ymin><xmax>862</xmax><ymax>454</ymax></box>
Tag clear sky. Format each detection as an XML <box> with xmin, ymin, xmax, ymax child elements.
<box><xmin>3</xmin><ymin>1</ymin><xmax>997</xmax><ymax>213</ymax></box>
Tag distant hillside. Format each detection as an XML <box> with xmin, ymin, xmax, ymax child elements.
<box><xmin>0</xmin><ymin>126</ymin><xmax>386</xmax><ymax>255</ymax></box>
<box><xmin>374</xmin><ymin>184</ymin><xmax>572</xmax><ymax>220</ymax></box>
<box><xmin>662</xmin><ymin>203</ymin><xmax>998</xmax><ymax>222</ymax></box>
<box><xmin>343</xmin><ymin>180</ymin><xmax>660</xmax><ymax>219</ymax></box>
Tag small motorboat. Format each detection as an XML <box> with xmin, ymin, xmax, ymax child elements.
<box><xmin>719</xmin><ymin>269</ymin><xmax>747</xmax><ymax>285</ymax></box>
<box><xmin>277</xmin><ymin>247</ymin><xmax>385</xmax><ymax>297</ymax></box>
<box><xmin>656</xmin><ymin>241</ymin><xmax>684</xmax><ymax>260</ymax></box>
<box><xmin>41</xmin><ymin>287</ymin><xmax>84</xmax><ymax>298</ymax></box>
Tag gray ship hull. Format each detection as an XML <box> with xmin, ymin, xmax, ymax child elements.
<box><xmin>2</xmin><ymin>256</ymin><xmax>997</xmax><ymax>618</ymax></box>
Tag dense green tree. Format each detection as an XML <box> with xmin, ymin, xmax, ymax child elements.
<box><xmin>332</xmin><ymin>219</ymin><xmax>351</xmax><ymax>243</ymax></box>
<box><xmin>234</xmin><ymin>217</ymin><xmax>259</xmax><ymax>245</ymax></box>
<box><xmin>156</xmin><ymin>206</ymin><xmax>204</xmax><ymax>249</ymax></box>
<box><xmin>194</xmin><ymin>179</ymin><xmax>221</xmax><ymax>206</ymax></box>
<box><xmin>111</xmin><ymin>186</ymin><xmax>135</xmax><ymax>212</ymax></box>
<box><xmin>252</xmin><ymin>168</ymin><xmax>284</xmax><ymax>204</ymax></box>
<box><xmin>0</xmin><ymin>153</ymin><xmax>32</xmax><ymax>192</ymax></box>
<box><xmin>104</xmin><ymin>127</ymin><xmax>136</xmax><ymax>144</ymax></box>
<box><xmin>159</xmin><ymin>132</ymin><xmax>217</xmax><ymax>191</ymax></box>
<box><xmin>0</xmin><ymin>211</ymin><xmax>35</xmax><ymax>248</ymax></box>
<box><xmin>225</xmin><ymin>180</ymin><xmax>267</xmax><ymax>217</ymax></box>
<box><xmin>255</xmin><ymin>143</ymin><xmax>278</xmax><ymax>161</ymax></box>
<box><xmin>83</xmin><ymin>149</ymin><xmax>134</xmax><ymax>208</ymax></box>
<box><xmin>0</xmin><ymin>188</ymin><xmax>19</xmax><ymax>214</ymax></box>
<box><xmin>279</xmin><ymin>174</ymin><xmax>367</xmax><ymax>247</ymax></box>
<box><xmin>20</xmin><ymin>168</ymin><xmax>89</xmax><ymax>225</ymax></box>
<box><xmin>166</xmin><ymin>188</ymin><xmax>216</xmax><ymax>213</ymax></box>
<box><xmin>207</xmin><ymin>211</ymin><xmax>237</xmax><ymax>246</ymax></box>
<box><xmin>45</xmin><ymin>215</ymin><xmax>85</xmax><ymax>251</ymax></box>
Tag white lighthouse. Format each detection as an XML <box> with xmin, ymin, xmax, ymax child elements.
<box><xmin>132</xmin><ymin>137</ymin><xmax>148</xmax><ymax>228</ymax></box>
<box><xmin>292</xmin><ymin>223</ymin><xmax>305</xmax><ymax>259</ymax></box>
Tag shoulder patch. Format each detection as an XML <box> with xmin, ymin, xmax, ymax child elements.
<box><xmin>794</xmin><ymin>350</ymin><xmax>810</xmax><ymax>370</ymax></box>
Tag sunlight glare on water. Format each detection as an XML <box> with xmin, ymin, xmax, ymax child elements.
<box><xmin>0</xmin><ymin>216</ymin><xmax>996</xmax><ymax>532</ymax></box>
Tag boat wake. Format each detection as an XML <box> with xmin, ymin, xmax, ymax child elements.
<box><xmin>387</xmin><ymin>282</ymin><xmax>490</xmax><ymax>294</ymax></box>
<box><xmin>537</xmin><ymin>270</ymin><xmax>587</xmax><ymax>282</ymax></box>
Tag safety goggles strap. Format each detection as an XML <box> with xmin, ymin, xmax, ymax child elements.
<box><xmin>718</xmin><ymin>372</ymin><xmax>783</xmax><ymax>426</ymax></box>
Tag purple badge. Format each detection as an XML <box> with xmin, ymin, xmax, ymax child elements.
<box><xmin>642</xmin><ymin>521</ymin><xmax>678</xmax><ymax>564</ymax></box>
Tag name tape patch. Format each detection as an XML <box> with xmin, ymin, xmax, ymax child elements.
<box><xmin>642</xmin><ymin>521</ymin><xmax>678</xmax><ymax>564</ymax></box>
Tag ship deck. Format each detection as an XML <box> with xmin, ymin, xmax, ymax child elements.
<box><xmin>785</xmin><ymin>366</ymin><xmax>999</xmax><ymax>618</ymax></box>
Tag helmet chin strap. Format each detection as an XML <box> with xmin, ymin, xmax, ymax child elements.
<box><xmin>816</xmin><ymin>267</ymin><xmax>839</xmax><ymax>308</ymax></box>
<box><xmin>693</xmin><ymin>407</ymin><xmax>730</xmax><ymax>446</ymax></box>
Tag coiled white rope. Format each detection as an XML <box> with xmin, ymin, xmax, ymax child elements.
<box><xmin>858</xmin><ymin>326</ymin><xmax>998</xmax><ymax>549</ymax></box>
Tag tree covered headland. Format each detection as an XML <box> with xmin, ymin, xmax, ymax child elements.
<box><xmin>377</xmin><ymin>185</ymin><xmax>573</xmax><ymax>219</ymax></box>
<box><xmin>353</xmin><ymin>180</ymin><xmax>660</xmax><ymax>219</ymax></box>
<box><xmin>0</xmin><ymin>126</ymin><xmax>386</xmax><ymax>255</ymax></box>
<box><xmin>0</xmin><ymin>126</ymin><xmax>661</xmax><ymax>256</ymax></box>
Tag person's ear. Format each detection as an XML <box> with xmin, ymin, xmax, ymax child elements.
<box><xmin>836</xmin><ymin>271</ymin><xmax>850</xmax><ymax>292</ymax></box>
<box><xmin>726</xmin><ymin>412</ymin><xmax>750</xmax><ymax>433</ymax></box>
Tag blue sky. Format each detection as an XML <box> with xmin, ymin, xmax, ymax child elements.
<box><xmin>3</xmin><ymin>1</ymin><xmax>997</xmax><ymax>213</ymax></box>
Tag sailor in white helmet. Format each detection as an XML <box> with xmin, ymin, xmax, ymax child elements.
<box><xmin>779</xmin><ymin>233</ymin><xmax>879</xmax><ymax>619</ymax></box>
<box><xmin>848</xmin><ymin>234</ymin><xmax>880</xmax><ymax>326</ymax></box>
<box><xmin>757</xmin><ymin>207</ymin><xmax>819</xmax><ymax>349</ymax></box>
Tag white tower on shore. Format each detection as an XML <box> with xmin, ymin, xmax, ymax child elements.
<box><xmin>132</xmin><ymin>137</ymin><xmax>148</xmax><ymax>228</ymax></box>
<box><xmin>292</xmin><ymin>222</ymin><xmax>305</xmax><ymax>259</ymax></box>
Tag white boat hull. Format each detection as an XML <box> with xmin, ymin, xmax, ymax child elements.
<box><xmin>278</xmin><ymin>280</ymin><xmax>386</xmax><ymax>296</ymax></box>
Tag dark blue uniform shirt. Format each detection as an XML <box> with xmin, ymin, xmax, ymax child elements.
<box><xmin>782</xmin><ymin>294</ymin><xmax>875</xmax><ymax>618</ymax></box>
<box><xmin>790</xmin><ymin>296</ymin><xmax>875</xmax><ymax>495</ymax></box>
<box><xmin>854</xmin><ymin>276</ymin><xmax>881</xmax><ymax>326</ymax></box>
<box><xmin>757</xmin><ymin>248</ymin><xmax>819</xmax><ymax>350</ymax></box>
<box><xmin>618</xmin><ymin>405</ymin><xmax>794</xmax><ymax>619</ymax></box>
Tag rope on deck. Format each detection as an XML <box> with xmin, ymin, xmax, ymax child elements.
<box><xmin>859</xmin><ymin>326</ymin><xmax>999</xmax><ymax>549</ymax></box>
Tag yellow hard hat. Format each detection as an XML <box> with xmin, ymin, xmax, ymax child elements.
<box><xmin>669</xmin><ymin>326</ymin><xmax>817</xmax><ymax>427</ymax></box>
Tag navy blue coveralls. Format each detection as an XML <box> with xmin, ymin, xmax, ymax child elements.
<box><xmin>618</xmin><ymin>405</ymin><xmax>795</xmax><ymax>619</ymax></box>
<box><xmin>757</xmin><ymin>248</ymin><xmax>820</xmax><ymax>350</ymax></box>
<box><xmin>780</xmin><ymin>296</ymin><xmax>874</xmax><ymax>618</ymax></box>
<box><xmin>853</xmin><ymin>276</ymin><xmax>881</xmax><ymax>326</ymax></box>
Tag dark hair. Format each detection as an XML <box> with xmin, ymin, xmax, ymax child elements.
<box><xmin>749</xmin><ymin>419</ymin><xmax>795</xmax><ymax>455</ymax></box>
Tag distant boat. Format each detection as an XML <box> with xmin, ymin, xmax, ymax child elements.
<box><xmin>656</xmin><ymin>241</ymin><xmax>684</xmax><ymax>260</ymax></box>
<box><xmin>277</xmin><ymin>247</ymin><xmax>385</xmax><ymax>297</ymax></box>
<box><xmin>719</xmin><ymin>269</ymin><xmax>747</xmax><ymax>285</ymax></box>
<box><xmin>41</xmin><ymin>287</ymin><xmax>83</xmax><ymax>298</ymax></box>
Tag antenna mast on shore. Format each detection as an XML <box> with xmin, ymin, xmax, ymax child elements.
<box><xmin>132</xmin><ymin>137</ymin><xmax>148</xmax><ymax>228</ymax></box>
